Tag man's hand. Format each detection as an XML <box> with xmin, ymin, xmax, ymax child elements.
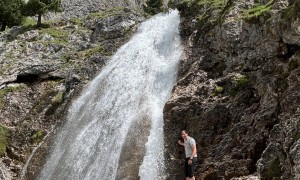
<box><xmin>178</xmin><ymin>140</ymin><xmax>184</xmax><ymax>146</ymax></box>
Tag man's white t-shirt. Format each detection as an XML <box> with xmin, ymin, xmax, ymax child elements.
<box><xmin>184</xmin><ymin>136</ymin><xmax>197</xmax><ymax>158</ymax></box>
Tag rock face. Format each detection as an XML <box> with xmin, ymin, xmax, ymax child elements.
<box><xmin>62</xmin><ymin>0</ymin><xmax>146</xmax><ymax>18</ymax></box>
<box><xmin>1</xmin><ymin>0</ymin><xmax>300</xmax><ymax>179</ymax></box>
<box><xmin>164</xmin><ymin>0</ymin><xmax>300</xmax><ymax>179</ymax></box>
<box><xmin>0</xmin><ymin>3</ymin><xmax>144</xmax><ymax>179</ymax></box>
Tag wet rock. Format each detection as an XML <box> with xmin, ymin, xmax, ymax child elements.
<box><xmin>61</xmin><ymin>0</ymin><xmax>146</xmax><ymax>18</ymax></box>
<box><xmin>86</xmin><ymin>9</ymin><xmax>144</xmax><ymax>43</ymax></box>
<box><xmin>164</xmin><ymin>0</ymin><xmax>300</xmax><ymax>179</ymax></box>
<box><xmin>0</xmin><ymin>1</ymin><xmax>145</xmax><ymax>179</ymax></box>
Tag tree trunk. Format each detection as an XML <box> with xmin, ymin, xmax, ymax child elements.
<box><xmin>0</xmin><ymin>22</ymin><xmax>7</xmax><ymax>31</ymax></box>
<box><xmin>37</xmin><ymin>13</ymin><xmax>42</xmax><ymax>27</ymax></box>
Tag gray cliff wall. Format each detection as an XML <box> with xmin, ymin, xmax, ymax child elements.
<box><xmin>62</xmin><ymin>0</ymin><xmax>146</xmax><ymax>18</ymax></box>
<box><xmin>0</xmin><ymin>1</ymin><xmax>145</xmax><ymax>179</ymax></box>
<box><xmin>164</xmin><ymin>0</ymin><xmax>300</xmax><ymax>179</ymax></box>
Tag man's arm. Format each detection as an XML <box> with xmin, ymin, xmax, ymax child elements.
<box><xmin>178</xmin><ymin>140</ymin><xmax>184</xmax><ymax>146</ymax></box>
<box><xmin>190</xmin><ymin>144</ymin><xmax>197</xmax><ymax>159</ymax></box>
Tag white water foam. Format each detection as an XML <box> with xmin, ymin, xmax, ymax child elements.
<box><xmin>37</xmin><ymin>9</ymin><xmax>182</xmax><ymax>180</ymax></box>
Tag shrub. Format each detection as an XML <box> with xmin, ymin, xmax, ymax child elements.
<box><xmin>31</xmin><ymin>130</ymin><xmax>45</xmax><ymax>144</ymax></box>
<box><xmin>241</xmin><ymin>0</ymin><xmax>274</xmax><ymax>22</ymax></box>
<box><xmin>144</xmin><ymin>0</ymin><xmax>163</xmax><ymax>15</ymax></box>
<box><xmin>214</xmin><ymin>85</ymin><xmax>224</xmax><ymax>96</ymax></box>
<box><xmin>0</xmin><ymin>0</ymin><xmax>24</xmax><ymax>31</ymax></box>
<box><xmin>230</xmin><ymin>75</ymin><xmax>250</xmax><ymax>96</ymax></box>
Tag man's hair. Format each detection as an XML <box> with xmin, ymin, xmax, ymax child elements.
<box><xmin>181</xmin><ymin>130</ymin><xmax>189</xmax><ymax>134</ymax></box>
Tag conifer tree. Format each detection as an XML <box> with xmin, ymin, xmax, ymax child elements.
<box><xmin>0</xmin><ymin>0</ymin><xmax>24</xmax><ymax>31</ymax></box>
<box><xmin>22</xmin><ymin>0</ymin><xmax>61</xmax><ymax>27</ymax></box>
<box><xmin>144</xmin><ymin>0</ymin><xmax>164</xmax><ymax>15</ymax></box>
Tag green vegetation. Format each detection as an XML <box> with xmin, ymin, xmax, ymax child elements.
<box><xmin>39</xmin><ymin>27</ymin><xmax>69</xmax><ymax>43</ymax></box>
<box><xmin>288</xmin><ymin>59</ymin><xmax>299</xmax><ymax>71</ymax></box>
<box><xmin>214</xmin><ymin>85</ymin><xmax>224</xmax><ymax>96</ymax></box>
<box><xmin>144</xmin><ymin>0</ymin><xmax>164</xmax><ymax>15</ymax></box>
<box><xmin>177</xmin><ymin>0</ymin><xmax>231</xmax><ymax>28</ymax></box>
<box><xmin>77</xmin><ymin>45</ymin><xmax>111</xmax><ymax>58</ymax></box>
<box><xmin>31</xmin><ymin>130</ymin><xmax>45</xmax><ymax>144</ymax></box>
<box><xmin>37</xmin><ymin>27</ymin><xmax>69</xmax><ymax>46</ymax></box>
<box><xmin>32</xmin><ymin>81</ymin><xmax>61</xmax><ymax>113</ymax></box>
<box><xmin>0</xmin><ymin>85</ymin><xmax>26</xmax><ymax>110</ymax></box>
<box><xmin>88</xmin><ymin>7</ymin><xmax>125</xmax><ymax>20</ymax></box>
<box><xmin>61</xmin><ymin>52</ymin><xmax>73</xmax><ymax>63</ymax></box>
<box><xmin>69</xmin><ymin>17</ymin><xmax>84</xmax><ymax>26</ymax></box>
<box><xmin>22</xmin><ymin>17</ymin><xmax>36</xmax><ymax>27</ymax></box>
<box><xmin>51</xmin><ymin>92</ymin><xmax>64</xmax><ymax>104</ymax></box>
<box><xmin>0</xmin><ymin>124</ymin><xmax>9</xmax><ymax>156</ymax></box>
<box><xmin>278</xmin><ymin>66</ymin><xmax>289</xmax><ymax>79</ymax></box>
<box><xmin>241</xmin><ymin>0</ymin><xmax>274</xmax><ymax>21</ymax></box>
<box><xmin>264</xmin><ymin>158</ymin><xmax>282</xmax><ymax>179</ymax></box>
<box><xmin>281</xmin><ymin>0</ymin><xmax>300</xmax><ymax>29</ymax></box>
<box><xmin>22</xmin><ymin>0</ymin><xmax>61</xmax><ymax>28</ymax></box>
<box><xmin>236</xmin><ymin>75</ymin><xmax>250</xmax><ymax>89</ymax></box>
<box><xmin>196</xmin><ymin>0</ymin><xmax>224</xmax><ymax>8</ymax></box>
<box><xmin>231</xmin><ymin>75</ymin><xmax>250</xmax><ymax>96</ymax></box>
<box><xmin>0</xmin><ymin>0</ymin><xmax>25</xmax><ymax>31</ymax></box>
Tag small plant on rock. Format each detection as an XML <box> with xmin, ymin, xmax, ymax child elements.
<box><xmin>214</xmin><ymin>85</ymin><xmax>224</xmax><ymax>96</ymax></box>
<box><xmin>31</xmin><ymin>130</ymin><xmax>45</xmax><ymax>144</ymax></box>
<box><xmin>144</xmin><ymin>0</ymin><xmax>164</xmax><ymax>15</ymax></box>
<box><xmin>230</xmin><ymin>75</ymin><xmax>250</xmax><ymax>96</ymax></box>
<box><xmin>242</xmin><ymin>0</ymin><xmax>275</xmax><ymax>22</ymax></box>
<box><xmin>0</xmin><ymin>124</ymin><xmax>8</xmax><ymax>156</ymax></box>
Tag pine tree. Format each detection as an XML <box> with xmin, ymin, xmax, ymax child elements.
<box><xmin>0</xmin><ymin>0</ymin><xmax>24</xmax><ymax>31</ymax></box>
<box><xmin>144</xmin><ymin>0</ymin><xmax>164</xmax><ymax>15</ymax></box>
<box><xmin>22</xmin><ymin>0</ymin><xmax>61</xmax><ymax>27</ymax></box>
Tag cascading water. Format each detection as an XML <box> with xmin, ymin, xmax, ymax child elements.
<box><xmin>37</xmin><ymin>9</ymin><xmax>182</xmax><ymax>180</ymax></box>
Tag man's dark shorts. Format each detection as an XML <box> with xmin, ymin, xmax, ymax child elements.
<box><xmin>185</xmin><ymin>157</ymin><xmax>197</xmax><ymax>178</ymax></box>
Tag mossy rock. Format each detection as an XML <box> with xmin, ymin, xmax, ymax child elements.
<box><xmin>31</xmin><ymin>130</ymin><xmax>46</xmax><ymax>144</ymax></box>
<box><xmin>295</xmin><ymin>51</ymin><xmax>300</xmax><ymax>58</ymax></box>
<box><xmin>51</xmin><ymin>92</ymin><xmax>64</xmax><ymax>104</ymax></box>
<box><xmin>69</xmin><ymin>17</ymin><xmax>84</xmax><ymax>26</ymax></box>
<box><xmin>0</xmin><ymin>124</ymin><xmax>9</xmax><ymax>156</ymax></box>
<box><xmin>77</xmin><ymin>45</ymin><xmax>111</xmax><ymax>58</ymax></box>
<box><xmin>288</xmin><ymin>59</ymin><xmax>299</xmax><ymax>71</ymax></box>
<box><xmin>39</xmin><ymin>28</ymin><xmax>69</xmax><ymax>43</ymax></box>
<box><xmin>264</xmin><ymin>158</ymin><xmax>283</xmax><ymax>179</ymax></box>
<box><xmin>177</xmin><ymin>0</ymin><xmax>231</xmax><ymax>29</ymax></box>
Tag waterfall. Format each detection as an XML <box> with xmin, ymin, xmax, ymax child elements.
<box><xmin>37</xmin><ymin>9</ymin><xmax>182</xmax><ymax>180</ymax></box>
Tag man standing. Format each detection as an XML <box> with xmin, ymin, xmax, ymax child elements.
<box><xmin>178</xmin><ymin>130</ymin><xmax>197</xmax><ymax>180</ymax></box>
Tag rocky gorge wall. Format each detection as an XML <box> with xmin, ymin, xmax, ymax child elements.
<box><xmin>0</xmin><ymin>1</ymin><xmax>145</xmax><ymax>179</ymax></box>
<box><xmin>1</xmin><ymin>0</ymin><xmax>300</xmax><ymax>179</ymax></box>
<box><xmin>164</xmin><ymin>0</ymin><xmax>300</xmax><ymax>179</ymax></box>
